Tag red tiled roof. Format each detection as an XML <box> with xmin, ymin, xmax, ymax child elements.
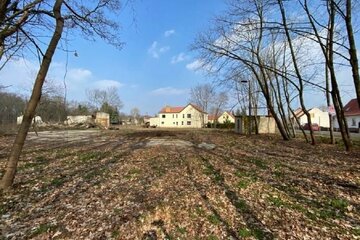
<box><xmin>208</xmin><ymin>115</ymin><xmax>217</xmax><ymax>121</ymax></box>
<box><xmin>159</xmin><ymin>103</ymin><xmax>207</xmax><ymax>114</ymax></box>
<box><xmin>159</xmin><ymin>106</ymin><xmax>184</xmax><ymax>113</ymax></box>
<box><xmin>344</xmin><ymin>98</ymin><xmax>360</xmax><ymax>116</ymax></box>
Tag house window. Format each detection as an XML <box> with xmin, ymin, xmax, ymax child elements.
<box><xmin>161</xmin><ymin>122</ymin><xmax>164</xmax><ymax>124</ymax></box>
<box><xmin>176</xmin><ymin>114</ymin><xmax>178</xmax><ymax>118</ymax></box>
<box><xmin>173</xmin><ymin>114</ymin><xmax>174</xmax><ymax>118</ymax></box>
<box><xmin>162</xmin><ymin>115</ymin><xmax>166</xmax><ymax>118</ymax></box>
<box><xmin>183</xmin><ymin>114</ymin><xmax>185</xmax><ymax>118</ymax></box>
<box><xmin>310</xmin><ymin>113</ymin><xmax>315</xmax><ymax>118</ymax></box>
<box><xmin>182</xmin><ymin>121</ymin><xmax>184</xmax><ymax>125</ymax></box>
<box><xmin>176</xmin><ymin>122</ymin><xmax>178</xmax><ymax>126</ymax></box>
<box><xmin>352</xmin><ymin>118</ymin><xmax>356</xmax><ymax>126</ymax></box>
<box><xmin>173</xmin><ymin>122</ymin><xmax>175</xmax><ymax>125</ymax></box>
<box><xmin>187</xmin><ymin>114</ymin><xmax>191</xmax><ymax>118</ymax></box>
<box><xmin>187</xmin><ymin>121</ymin><xmax>191</xmax><ymax>125</ymax></box>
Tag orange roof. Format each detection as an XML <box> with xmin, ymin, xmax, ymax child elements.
<box><xmin>159</xmin><ymin>106</ymin><xmax>184</xmax><ymax>113</ymax></box>
<box><xmin>208</xmin><ymin>115</ymin><xmax>217</xmax><ymax>121</ymax></box>
<box><xmin>159</xmin><ymin>103</ymin><xmax>207</xmax><ymax>114</ymax></box>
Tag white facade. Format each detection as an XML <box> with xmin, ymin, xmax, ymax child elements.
<box><xmin>217</xmin><ymin>111</ymin><xmax>235</xmax><ymax>124</ymax></box>
<box><xmin>297</xmin><ymin>108</ymin><xmax>330</xmax><ymax>128</ymax></box>
<box><xmin>333</xmin><ymin>115</ymin><xmax>360</xmax><ymax>129</ymax></box>
<box><xmin>152</xmin><ymin>104</ymin><xmax>208</xmax><ymax>128</ymax></box>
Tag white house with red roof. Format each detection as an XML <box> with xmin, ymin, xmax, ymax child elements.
<box><xmin>149</xmin><ymin>103</ymin><xmax>208</xmax><ymax>128</ymax></box>
<box><xmin>333</xmin><ymin>98</ymin><xmax>360</xmax><ymax>131</ymax></box>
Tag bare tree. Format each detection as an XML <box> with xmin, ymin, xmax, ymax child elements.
<box><xmin>1</xmin><ymin>0</ymin><xmax>124</xmax><ymax>189</ymax></box>
<box><xmin>190</xmin><ymin>83</ymin><xmax>214</xmax><ymax>125</ymax></box>
<box><xmin>86</xmin><ymin>86</ymin><xmax>123</xmax><ymax>112</ymax></box>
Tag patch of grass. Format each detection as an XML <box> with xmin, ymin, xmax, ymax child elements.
<box><xmin>207</xmin><ymin>235</ymin><xmax>219</xmax><ymax>240</ymax></box>
<box><xmin>32</xmin><ymin>223</ymin><xmax>56</xmax><ymax>236</ymax></box>
<box><xmin>273</xmin><ymin>170</ymin><xmax>284</xmax><ymax>178</ymax></box>
<box><xmin>352</xmin><ymin>227</ymin><xmax>360</xmax><ymax>236</ymax></box>
<box><xmin>207</xmin><ymin>214</ymin><xmax>221</xmax><ymax>225</ymax></box>
<box><xmin>238</xmin><ymin>228</ymin><xmax>252</xmax><ymax>237</ymax></box>
<box><xmin>125</xmin><ymin>168</ymin><xmax>142</xmax><ymax>179</ymax></box>
<box><xmin>20</xmin><ymin>155</ymin><xmax>49</xmax><ymax>170</ymax></box>
<box><xmin>249</xmin><ymin>158</ymin><xmax>267</xmax><ymax>169</ymax></box>
<box><xmin>50</xmin><ymin>177</ymin><xmax>66</xmax><ymax>187</ymax></box>
<box><xmin>238</xmin><ymin>227</ymin><xmax>266</xmax><ymax>239</ymax></box>
<box><xmin>111</xmin><ymin>230</ymin><xmax>120</xmax><ymax>238</ymax></box>
<box><xmin>79</xmin><ymin>151</ymin><xmax>109</xmax><ymax>162</ymax></box>
<box><xmin>252</xmin><ymin>228</ymin><xmax>266</xmax><ymax>239</ymax></box>
<box><xmin>113</xmin><ymin>208</ymin><xmax>121</xmax><ymax>214</ymax></box>
<box><xmin>267</xmin><ymin>195</ymin><xmax>285</xmax><ymax>208</ymax></box>
<box><xmin>195</xmin><ymin>206</ymin><xmax>206</xmax><ymax>216</ymax></box>
<box><xmin>237</xmin><ymin>179</ymin><xmax>250</xmax><ymax>189</ymax></box>
<box><xmin>234</xmin><ymin>199</ymin><xmax>248</xmax><ymax>212</ymax></box>
<box><xmin>83</xmin><ymin>168</ymin><xmax>105</xmax><ymax>180</ymax></box>
<box><xmin>203</xmin><ymin>163</ymin><xmax>223</xmax><ymax>183</ymax></box>
<box><xmin>328</xmin><ymin>198</ymin><xmax>348</xmax><ymax>212</ymax></box>
<box><xmin>176</xmin><ymin>226</ymin><xmax>186</xmax><ymax>234</ymax></box>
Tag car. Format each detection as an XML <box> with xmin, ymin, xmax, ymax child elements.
<box><xmin>303</xmin><ymin>123</ymin><xmax>320</xmax><ymax>131</ymax></box>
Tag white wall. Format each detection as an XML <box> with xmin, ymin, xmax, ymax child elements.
<box><xmin>333</xmin><ymin>115</ymin><xmax>360</xmax><ymax>129</ymax></box>
<box><xmin>298</xmin><ymin>108</ymin><xmax>330</xmax><ymax>128</ymax></box>
<box><xmin>217</xmin><ymin>112</ymin><xmax>235</xmax><ymax>124</ymax></box>
<box><xmin>156</xmin><ymin>105</ymin><xmax>207</xmax><ymax>128</ymax></box>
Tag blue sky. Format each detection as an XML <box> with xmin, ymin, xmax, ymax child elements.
<box><xmin>0</xmin><ymin>0</ymin><xmax>356</xmax><ymax>116</ymax></box>
<box><xmin>59</xmin><ymin>0</ymin><xmax>229</xmax><ymax>115</ymax></box>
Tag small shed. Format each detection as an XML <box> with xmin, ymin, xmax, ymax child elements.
<box><xmin>235</xmin><ymin>115</ymin><xmax>276</xmax><ymax>134</ymax></box>
<box><xmin>95</xmin><ymin>112</ymin><xmax>110</xmax><ymax>129</ymax></box>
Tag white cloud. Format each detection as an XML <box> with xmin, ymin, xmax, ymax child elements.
<box><xmin>0</xmin><ymin>57</ymin><xmax>124</xmax><ymax>101</ymax></box>
<box><xmin>164</xmin><ymin>29</ymin><xmax>175</xmax><ymax>37</ymax></box>
<box><xmin>171</xmin><ymin>53</ymin><xmax>188</xmax><ymax>64</ymax></box>
<box><xmin>186</xmin><ymin>59</ymin><xmax>204</xmax><ymax>71</ymax></box>
<box><xmin>150</xmin><ymin>87</ymin><xmax>188</xmax><ymax>96</ymax></box>
<box><xmin>91</xmin><ymin>79</ymin><xmax>124</xmax><ymax>90</ymax></box>
<box><xmin>148</xmin><ymin>41</ymin><xmax>170</xmax><ymax>58</ymax></box>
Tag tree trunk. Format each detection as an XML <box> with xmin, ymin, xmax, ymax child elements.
<box><xmin>345</xmin><ymin>0</ymin><xmax>360</xmax><ymax>107</ymax></box>
<box><xmin>278</xmin><ymin>0</ymin><xmax>316</xmax><ymax>145</ymax></box>
<box><xmin>328</xmin><ymin>0</ymin><xmax>352</xmax><ymax>151</ymax></box>
<box><xmin>0</xmin><ymin>0</ymin><xmax>64</xmax><ymax>189</ymax></box>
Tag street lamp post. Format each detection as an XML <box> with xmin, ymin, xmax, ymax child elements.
<box><xmin>241</xmin><ymin>80</ymin><xmax>251</xmax><ymax>135</ymax></box>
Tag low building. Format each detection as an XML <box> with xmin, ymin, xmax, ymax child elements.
<box><xmin>150</xmin><ymin>103</ymin><xmax>208</xmax><ymax>128</ymax></box>
<box><xmin>333</xmin><ymin>98</ymin><xmax>360</xmax><ymax>132</ymax></box>
<box><xmin>292</xmin><ymin>107</ymin><xmax>330</xmax><ymax>129</ymax></box>
<box><xmin>95</xmin><ymin>112</ymin><xmax>110</xmax><ymax>128</ymax></box>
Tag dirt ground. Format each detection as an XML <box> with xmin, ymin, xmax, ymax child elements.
<box><xmin>0</xmin><ymin>129</ymin><xmax>359</xmax><ymax>239</ymax></box>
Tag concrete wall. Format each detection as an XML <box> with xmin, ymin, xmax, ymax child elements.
<box><xmin>17</xmin><ymin>115</ymin><xmax>43</xmax><ymax>125</ymax></box>
<box><xmin>258</xmin><ymin>116</ymin><xmax>276</xmax><ymax>134</ymax></box>
<box><xmin>235</xmin><ymin>116</ymin><xmax>276</xmax><ymax>134</ymax></box>
<box><xmin>65</xmin><ymin>115</ymin><xmax>93</xmax><ymax>125</ymax></box>
<box><xmin>95</xmin><ymin>112</ymin><xmax>110</xmax><ymax>128</ymax></box>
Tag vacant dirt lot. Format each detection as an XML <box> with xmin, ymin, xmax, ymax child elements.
<box><xmin>0</xmin><ymin>129</ymin><xmax>359</xmax><ymax>239</ymax></box>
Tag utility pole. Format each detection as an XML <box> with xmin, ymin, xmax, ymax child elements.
<box><xmin>241</xmin><ymin>80</ymin><xmax>252</xmax><ymax>135</ymax></box>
